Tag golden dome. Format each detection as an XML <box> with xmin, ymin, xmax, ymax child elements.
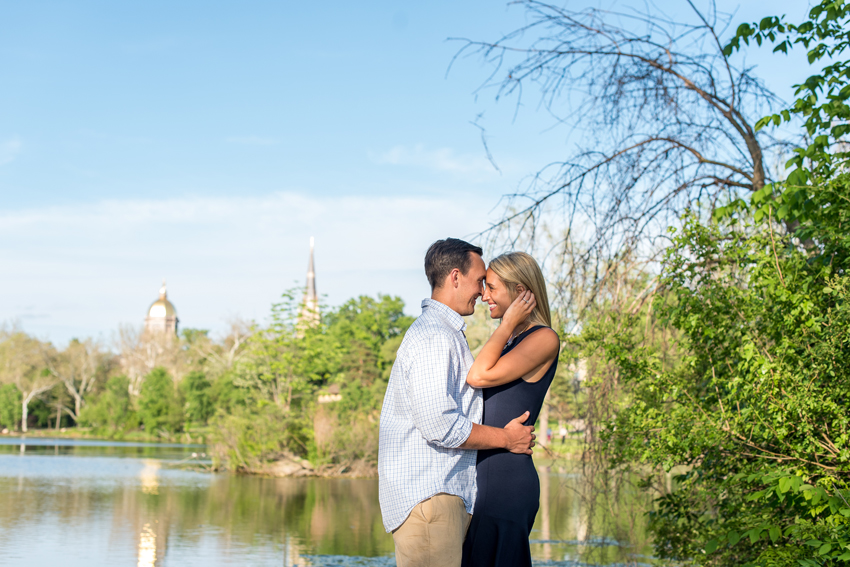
<box><xmin>147</xmin><ymin>281</ymin><xmax>177</xmax><ymax>319</ymax></box>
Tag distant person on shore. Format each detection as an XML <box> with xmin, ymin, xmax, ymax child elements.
<box><xmin>378</xmin><ymin>238</ymin><xmax>535</xmax><ymax>567</ymax></box>
<box><xmin>462</xmin><ymin>252</ymin><xmax>560</xmax><ymax>567</ymax></box>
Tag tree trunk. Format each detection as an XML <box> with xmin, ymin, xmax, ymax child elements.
<box><xmin>55</xmin><ymin>402</ymin><xmax>62</xmax><ymax>431</ymax></box>
<box><xmin>21</xmin><ymin>397</ymin><xmax>28</xmax><ymax>433</ymax></box>
<box><xmin>74</xmin><ymin>394</ymin><xmax>82</xmax><ymax>423</ymax></box>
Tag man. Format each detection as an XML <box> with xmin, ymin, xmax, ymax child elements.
<box><xmin>378</xmin><ymin>238</ymin><xmax>535</xmax><ymax>567</ymax></box>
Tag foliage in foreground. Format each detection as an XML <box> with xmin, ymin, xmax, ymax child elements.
<box><xmin>585</xmin><ymin>175</ymin><xmax>850</xmax><ymax>566</ymax></box>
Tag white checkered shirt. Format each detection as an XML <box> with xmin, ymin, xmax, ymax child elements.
<box><xmin>378</xmin><ymin>298</ymin><xmax>483</xmax><ymax>533</ymax></box>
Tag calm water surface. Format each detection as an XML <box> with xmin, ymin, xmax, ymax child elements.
<box><xmin>0</xmin><ymin>437</ymin><xmax>649</xmax><ymax>566</ymax></box>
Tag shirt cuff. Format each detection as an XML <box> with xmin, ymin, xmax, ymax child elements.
<box><xmin>443</xmin><ymin>415</ymin><xmax>474</xmax><ymax>449</ymax></box>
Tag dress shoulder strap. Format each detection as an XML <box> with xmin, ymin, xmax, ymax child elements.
<box><xmin>518</xmin><ymin>325</ymin><xmax>548</xmax><ymax>339</ymax></box>
<box><xmin>505</xmin><ymin>325</ymin><xmax>550</xmax><ymax>350</ymax></box>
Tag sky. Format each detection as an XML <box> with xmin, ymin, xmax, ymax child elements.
<box><xmin>0</xmin><ymin>0</ymin><xmax>816</xmax><ymax>345</ymax></box>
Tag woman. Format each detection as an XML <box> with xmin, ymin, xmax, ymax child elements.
<box><xmin>461</xmin><ymin>252</ymin><xmax>560</xmax><ymax>567</ymax></box>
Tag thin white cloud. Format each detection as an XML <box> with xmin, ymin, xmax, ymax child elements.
<box><xmin>371</xmin><ymin>144</ymin><xmax>499</xmax><ymax>176</ymax></box>
<box><xmin>0</xmin><ymin>138</ymin><xmax>22</xmax><ymax>166</ymax></box>
<box><xmin>0</xmin><ymin>192</ymin><xmax>493</xmax><ymax>344</ymax></box>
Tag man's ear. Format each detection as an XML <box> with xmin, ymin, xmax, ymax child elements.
<box><xmin>450</xmin><ymin>268</ymin><xmax>461</xmax><ymax>288</ymax></box>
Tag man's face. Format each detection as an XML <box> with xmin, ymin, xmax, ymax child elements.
<box><xmin>456</xmin><ymin>253</ymin><xmax>486</xmax><ymax>316</ymax></box>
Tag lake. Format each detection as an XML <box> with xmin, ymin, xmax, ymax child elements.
<box><xmin>0</xmin><ymin>437</ymin><xmax>651</xmax><ymax>566</ymax></box>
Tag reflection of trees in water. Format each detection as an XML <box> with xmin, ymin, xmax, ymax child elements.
<box><xmin>532</xmin><ymin>462</ymin><xmax>654</xmax><ymax>565</ymax></box>
<box><xmin>0</xmin><ymin>455</ymin><xmax>647</xmax><ymax>564</ymax></box>
<box><xmin>0</xmin><ymin>471</ymin><xmax>393</xmax><ymax>564</ymax></box>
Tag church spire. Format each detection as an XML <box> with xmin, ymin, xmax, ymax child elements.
<box><xmin>306</xmin><ymin>237</ymin><xmax>317</xmax><ymax>307</ymax></box>
<box><xmin>300</xmin><ymin>237</ymin><xmax>319</xmax><ymax>328</ymax></box>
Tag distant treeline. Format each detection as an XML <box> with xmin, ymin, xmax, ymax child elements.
<box><xmin>0</xmin><ymin>292</ymin><xmax>577</xmax><ymax>475</ymax></box>
<box><xmin>0</xmin><ymin>292</ymin><xmax>415</xmax><ymax>473</ymax></box>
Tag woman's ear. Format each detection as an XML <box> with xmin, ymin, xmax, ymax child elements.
<box><xmin>516</xmin><ymin>284</ymin><xmax>527</xmax><ymax>294</ymax></box>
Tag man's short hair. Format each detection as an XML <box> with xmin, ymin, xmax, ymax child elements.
<box><xmin>424</xmin><ymin>238</ymin><xmax>484</xmax><ymax>290</ymax></box>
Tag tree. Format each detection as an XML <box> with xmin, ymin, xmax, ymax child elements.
<box><xmin>326</xmin><ymin>295</ymin><xmax>414</xmax><ymax>386</ymax></box>
<box><xmin>210</xmin><ymin>293</ymin><xmax>414</xmax><ymax>470</ymax></box>
<box><xmin>722</xmin><ymin>0</ymin><xmax>850</xmax><ymax>238</ymax></box>
<box><xmin>79</xmin><ymin>375</ymin><xmax>138</xmax><ymax>437</ymax></box>
<box><xmin>552</xmin><ymin>4</ymin><xmax>850</xmax><ymax>563</ymax></box>
<box><xmin>198</xmin><ymin>319</ymin><xmax>252</xmax><ymax>376</ymax></box>
<box><xmin>593</xmin><ymin>186</ymin><xmax>850</xmax><ymax>565</ymax></box>
<box><xmin>0</xmin><ymin>384</ymin><xmax>22</xmax><ymax>430</ymax></box>
<box><xmin>180</xmin><ymin>371</ymin><xmax>213</xmax><ymax>426</ymax></box>
<box><xmin>457</xmin><ymin>0</ymin><xmax>788</xmax><ymax>321</ymax></box>
<box><xmin>137</xmin><ymin>367</ymin><xmax>183</xmax><ymax>437</ymax></box>
<box><xmin>116</xmin><ymin>324</ymin><xmax>182</xmax><ymax>397</ymax></box>
<box><xmin>0</xmin><ymin>331</ymin><xmax>56</xmax><ymax>432</ymax></box>
<box><xmin>236</xmin><ymin>290</ymin><xmax>333</xmax><ymax>411</ymax></box>
<box><xmin>43</xmin><ymin>338</ymin><xmax>110</xmax><ymax>424</ymax></box>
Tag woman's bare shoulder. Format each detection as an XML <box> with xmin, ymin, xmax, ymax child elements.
<box><xmin>518</xmin><ymin>327</ymin><xmax>560</xmax><ymax>356</ymax></box>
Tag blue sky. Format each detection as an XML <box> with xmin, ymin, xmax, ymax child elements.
<box><xmin>0</xmin><ymin>0</ymin><xmax>815</xmax><ymax>344</ymax></box>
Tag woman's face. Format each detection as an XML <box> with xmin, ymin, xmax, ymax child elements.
<box><xmin>482</xmin><ymin>268</ymin><xmax>515</xmax><ymax>319</ymax></box>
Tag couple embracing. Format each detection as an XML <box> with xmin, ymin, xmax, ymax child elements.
<box><xmin>378</xmin><ymin>238</ymin><xmax>559</xmax><ymax>567</ymax></box>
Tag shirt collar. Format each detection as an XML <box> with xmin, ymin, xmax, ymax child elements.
<box><xmin>421</xmin><ymin>298</ymin><xmax>467</xmax><ymax>333</ymax></box>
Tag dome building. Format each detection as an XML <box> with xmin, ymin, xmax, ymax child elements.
<box><xmin>145</xmin><ymin>280</ymin><xmax>179</xmax><ymax>335</ymax></box>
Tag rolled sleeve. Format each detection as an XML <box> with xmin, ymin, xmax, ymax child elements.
<box><xmin>405</xmin><ymin>333</ymin><xmax>473</xmax><ymax>449</ymax></box>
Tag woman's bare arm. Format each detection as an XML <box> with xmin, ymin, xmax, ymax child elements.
<box><xmin>467</xmin><ymin>329</ymin><xmax>559</xmax><ymax>388</ymax></box>
<box><xmin>466</xmin><ymin>291</ymin><xmax>559</xmax><ymax>388</ymax></box>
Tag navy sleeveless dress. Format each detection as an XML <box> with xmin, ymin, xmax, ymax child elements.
<box><xmin>462</xmin><ymin>325</ymin><xmax>559</xmax><ymax>567</ymax></box>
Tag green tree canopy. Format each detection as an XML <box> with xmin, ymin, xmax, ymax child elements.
<box><xmin>137</xmin><ymin>367</ymin><xmax>183</xmax><ymax>437</ymax></box>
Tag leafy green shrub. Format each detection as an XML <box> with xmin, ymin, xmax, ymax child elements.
<box><xmin>0</xmin><ymin>384</ymin><xmax>21</xmax><ymax>430</ymax></box>
<box><xmin>208</xmin><ymin>403</ymin><xmax>311</xmax><ymax>471</ymax></box>
<box><xmin>180</xmin><ymin>371</ymin><xmax>213</xmax><ymax>426</ymax></box>
<box><xmin>207</xmin><ymin>372</ymin><xmax>248</xmax><ymax>414</ymax></box>
<box><xmin>137</xmin><ymin>367</ymin><xmax>183</xmax><ymax>437</ymax></box>
<box><xmin>27</xmin><ymin>397</ymin><xmax>52</xmax><ymax>428</ymax></box>
<box><xmin>593</xmin><ymin>184</ymin><xmax>850</xmax><ymax>566</ymax></box>
<box><xmin>79</xmin><ymin>375</ymin><xmax>138</xmax><ymax>438</ymax></box>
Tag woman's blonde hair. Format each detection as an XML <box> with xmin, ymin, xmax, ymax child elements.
<box><xmin>488</xmin><ymin>251</ymin><xmax>551</xmax><ymax>328</ymax></box>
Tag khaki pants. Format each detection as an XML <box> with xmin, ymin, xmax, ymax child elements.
<box><xmin>392</xmin><ymin>493</ymin><xmax>472</xmax><ymax>567</ymax></box>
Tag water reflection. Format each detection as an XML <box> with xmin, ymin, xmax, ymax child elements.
<box><xmin>0</xmin><ymin>453</ymin><xmax>393</xmax><ymax>566</ymax></box>
<box><xmin>138</xmin><ymin>523</ymin><xmax>157</xmax><ymax>567</ymax></box>
<box><xmin>529</xmin><ymin>463</ymin><xmax>653</xmax><ymax>566</ymax></box>
<box><xmin>0</xmin><ymin>440</ymin><xmax>651</xmax><ymax>566</ymax></box>
<box><xmin>540</xmin><ymin>466</ymin><xmax>552</xmax><ymax>562</ymax></box>
<box><xmin>140</xmin><ymin>460</ymin><xmax>160</xmax><ymax>495</ymax></box>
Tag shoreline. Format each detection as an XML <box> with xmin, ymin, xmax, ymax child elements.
<box><xmin>2</xmin><ymin>429</ymin><xmax>581</xmax><ymax>479</ymax></box>
<box><xmin>1</xmin><ymin>429</ymin><xmax>378</xmax><ymax>479</ymax></box>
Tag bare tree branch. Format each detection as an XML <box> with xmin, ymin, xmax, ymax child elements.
<box><xmin>454</xmin><ymin>0</ymin><xmax>797</xmax><ymax>324</ymax></box>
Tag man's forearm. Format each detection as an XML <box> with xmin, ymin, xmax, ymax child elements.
<box><xmin>458</xmin><ymin>412</ymin><xmax>535</xmax><ymax>454</ymax></box>
<box><xmin>459</xmin><ymin>423</ymin><xmax>506</xmax><ymax>450</ymax></box>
